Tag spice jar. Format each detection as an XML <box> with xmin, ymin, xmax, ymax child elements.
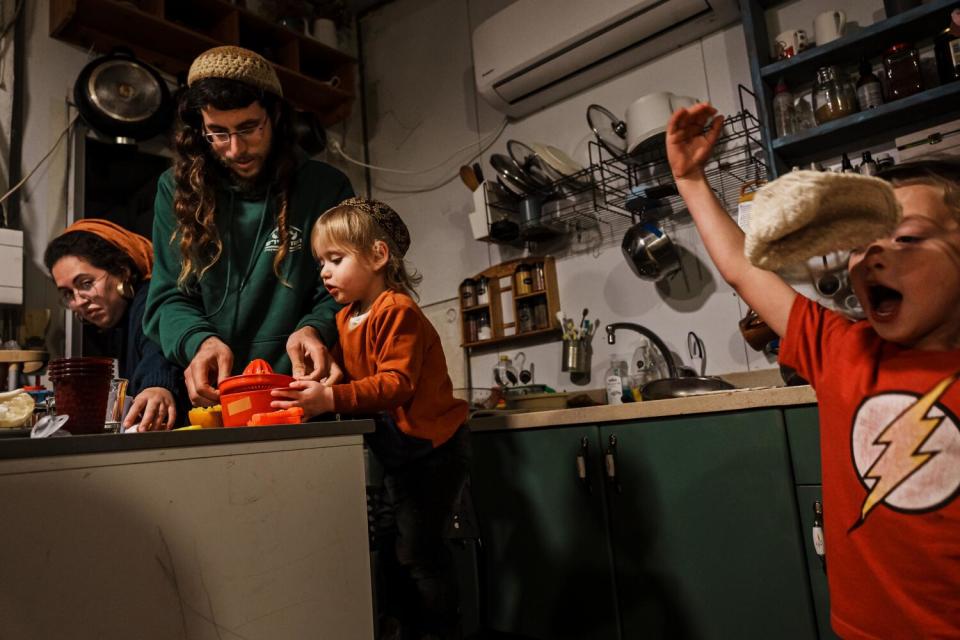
<box><xmin>477</xmin><ymin>310</ymin><xmax>492</xmax><ymax>340</ymax></box>
<box><xmin>812</xmin><ymin>65</ymin><xmax>858</xmax><ymax>124</ymax></box>
<box><xmin>517</xmin><ymin>301</ymin><xmax>534</xmax><ymax>333</ymax></box>
<box><xmin>465</xmin><ymin>315</ymin><xmax>478</xmax><ymax>343</ymax></box>
<box><xmin>476</xmin><ymin>276</ymin><xmax>489</xmax><ymax>305</ymax></box>
<box><xmin>514</xmin><ymin>264</ymin><xmax>533</xmax><ymax>296</ymax></box>
<box><xmin>883</xmin><ymin>43</ymin><xmax>924</xmax><ymax>100</ymax></box>
<box><xmin>533</xmin><ymin>299</ymin><xmax>548</xmax><ymax>329</ymax></box>
<box><xmin>532</xmin><ymin>262</ymin><xmax>546</xmax><ymax>291</ymax></box>
<box><xmin>460</xmin><ymin>278</ymin><xmax>477</xmax><ymax>307</ymax></box>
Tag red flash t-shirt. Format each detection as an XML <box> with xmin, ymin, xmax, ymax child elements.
<box><xmin>780</xmin><ymin>296</ymin><xmax>960</xmax><ymax>639</ymax></box>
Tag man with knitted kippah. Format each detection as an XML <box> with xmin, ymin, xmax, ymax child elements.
<box><xmin>144</xmin><ymin>45</ymin><xmax>354</xmax><ymax>404</ymax></box>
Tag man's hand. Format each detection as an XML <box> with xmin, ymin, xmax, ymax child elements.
<box><xmin>666</xmin><ymin>103</ymin><xmax>724</xmax><ymax>183</ymax></box>
<box><xmin>270</xmin><ymin>379</ymin><xmax>335</xmax><ymax>418</ymax></box>
<box><xmin>185</xmin><ymin>337</ymin><xmax>233</xmax><ymax>406</ymax></box>
<box><xmin>286</xmin><ymin>326</ymin><xmax>341</xmax><ymax>383</ymax></box>
<box><xmin>123</xmin><ymin>387</ymin><xmax>177</xmax><ymax>431</ymax></box>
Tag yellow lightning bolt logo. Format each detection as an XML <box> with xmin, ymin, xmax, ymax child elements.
<box><xmin>852</xmin><ymin>374</ymin><xmax>959</xmax><ymax>531</ymax></box>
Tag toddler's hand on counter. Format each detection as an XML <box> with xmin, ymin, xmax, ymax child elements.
<box><xmin>270</xmin><ymin>379</ymin><xmax>334</xmax><ymax>416</ymax></box>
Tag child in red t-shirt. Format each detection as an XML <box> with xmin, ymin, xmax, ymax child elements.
<box><xmin>271</xmin><ymin>197</ymin><xmax>470</xmax><ymax>639</ymax></box>
<box><xmin>668</xmin><ymin>104</ymin><xmax>959</xmax><ymax>639</ymax></box>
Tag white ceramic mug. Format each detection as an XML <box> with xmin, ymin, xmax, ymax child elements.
<box><xmin>625</xmin><ymin>92</ymin><xmax>698</xmax><ymax>154</ymax></box>
<box><xmin>311</xmin><ymin>18</ymin><xmax>338</xmax><ymax>49</ymax></box>
<box><xmin>773</xmin><ymin>29</ymin><xmax>809</xmax><ymax>59</ymax></box>
<box><xmin>814</xmin><ymin>10</ymin><xmax>847</xmax><ymax>45</ymax></box>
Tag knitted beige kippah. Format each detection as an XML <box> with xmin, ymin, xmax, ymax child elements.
<box><xmin>745</xmin><ymin>170</ymin><xmax>902</xmax><ymax>270</ymax></box>
<box><xmin>187</xmin><ymin>46</ymin><xmax>283</xmax><ymax>97</ymax></box>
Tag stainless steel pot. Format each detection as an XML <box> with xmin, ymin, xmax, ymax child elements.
<box><xmin>621</xmin><ymin>222</ymin><xmax>681</xmax><ymax>281</ymax></box>
<box><xmin>73</xmin><ymin>49</ymin><xmax>173</xmax><ymax>144</ymax></box>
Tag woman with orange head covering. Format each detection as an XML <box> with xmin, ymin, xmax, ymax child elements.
<box><xmin>44</xmin><ymin>219</ymin><xmax>189</xmax><ymax>430</ymax></box>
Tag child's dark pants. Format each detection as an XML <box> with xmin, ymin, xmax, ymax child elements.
<box><xmin>369</xmin><ymin>420</ymin><xmax>472</xmax><ymax>640</ymax></box>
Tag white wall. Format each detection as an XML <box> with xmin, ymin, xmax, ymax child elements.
<box><xmin>358</xmin><ymin>0</ymin><xmax>773</xmax><ymax>390</ymax></box>
<box><xmin>19</xmin><ymin>0</ymin><xmax>89</xmax><ymax>356</ymax></box>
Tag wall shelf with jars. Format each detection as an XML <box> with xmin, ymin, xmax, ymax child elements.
<box><xmin>458</xmin><ymin>257</ymin><xmax>561</xmax><ymax>349</ymax></box>
<box><xmin>741</xmin><ymin>0</ymin><xmax>960</xmax><ymax>175</ymax></box>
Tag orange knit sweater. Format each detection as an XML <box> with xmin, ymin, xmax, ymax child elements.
<box><xmin>330</xmin><ymin>290</ymin><xmax>468</xmax><ymax>447</ymax></box>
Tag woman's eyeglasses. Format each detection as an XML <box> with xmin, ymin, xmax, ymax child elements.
<box><xmin>58</xmin><ymin>273</ymin><xmax>108</xmax><ymax>308</ymax></box>
<box><xmin>202</xmin><ymin>118</ymin><xmax>267</xmax><ymax>147</ymax></box>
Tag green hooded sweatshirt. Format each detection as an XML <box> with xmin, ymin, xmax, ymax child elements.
<box><xmin>144</xmin><ymin>160</ymin><xmax>353</xmax><ymax>375</ymax></box>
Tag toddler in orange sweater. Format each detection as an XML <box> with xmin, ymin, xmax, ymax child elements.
<box><xmin>272</xmin><ymin>196</ymin><xmax>470</xmax><ymax>640</ymax></box>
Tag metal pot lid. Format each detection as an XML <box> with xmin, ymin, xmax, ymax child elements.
<box><xmin>586</xmin><ymin>104</ymin><xmax>627</xmax><ymax>156</ymax></box>
<box><xmin>506</xmin><ymin>140</ymin><xmax>554</xmax><ymax>189</ymax></box>
<box><xmin>87</xmin><ymin>59</ymin><xmax>164</xmax><ymax>123</ymax></box>
<box><xmin>490</xmin><ymin>153</ymin><xmax>535</xmax><ymax>197</ymax></box>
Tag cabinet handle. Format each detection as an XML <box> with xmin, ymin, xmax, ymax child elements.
<box><xmin>576</xmin><ymin>436</ymin><xmax>592</xmax><ymax>493</ymax></box>
<box><xmin>812</xmin><ymin>499</ymin><xmax>826</xmax><ymax>572</ymax></box>
<box><xmin>605</xmin><ymin>434</ymin><xmax>621</xmax><ymax>493</ymax></box>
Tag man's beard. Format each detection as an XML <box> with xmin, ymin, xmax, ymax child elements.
<box><xmin>212</xmin><ymin>149</ymin><xmax>274</xmax><ymax>199</ymax></box>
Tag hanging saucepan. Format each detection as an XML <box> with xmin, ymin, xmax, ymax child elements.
<box><xmin>74</xmin><ymin>49</ymin><xmax>173</xmax><ymax>144</ymax></box>
<box><xmin>622</xmin><ymin>220</ymin><xmax>681</xmax><ymax>281</ymax></box>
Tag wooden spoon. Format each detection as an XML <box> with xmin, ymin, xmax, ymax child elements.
<box><xmin>459</xmin><ymin>165</ymin><xmax>480</xmax><ymax>192</ymax></box>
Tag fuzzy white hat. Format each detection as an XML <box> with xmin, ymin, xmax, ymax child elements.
<box><xmin>745</xmin><ymin>170</ymin><xmax>901</xmax><ymax>270</ymax></box>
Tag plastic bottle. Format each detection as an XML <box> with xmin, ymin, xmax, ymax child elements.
<box><xmin>772</xmin><ymin>77</ymin><xmax>798</xmax><ymax>138</ymax></box>
<box><xmin>859</xmin><ymin>151</ymin><xmax>879</xmax><ymax>176</ymax></box>
<box><xmin>855</xmin><ymin>59</ymin><xmax>884</xmax><ymax>110</ymax></box>
<box><xmin>604</xmin><ymin>354</ymin><xmax>629</xmax><ymax>405</ymax></box>
<box><xmin>841</xmin><ymin>153</ymin><xmax>855</xmax><ymax>173</ymax></box>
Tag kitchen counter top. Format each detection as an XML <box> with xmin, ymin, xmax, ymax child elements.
<box><xmin>0</xmin><ymin>418</ymin><xmax>373</xmax><ymax>460</ymax></box>
<box><xmin>469</xmin><ymin>385</ymin><xmax>816</xmax><ymax>432</ymax></box>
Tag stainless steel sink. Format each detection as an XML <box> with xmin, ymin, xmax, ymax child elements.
<box><xmin>640</xmin><ymin>376</ymin><xmax>736</xmax><ymax>400</ymax></box>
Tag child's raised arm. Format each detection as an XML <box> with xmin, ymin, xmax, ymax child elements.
<box><xmin>667</xmin><ymin>103</ymin><xmax>796</xmax><ymax>337</ymax></box>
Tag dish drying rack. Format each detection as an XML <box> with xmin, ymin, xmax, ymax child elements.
<box><xmin>478</xmin><ymin>90</ymin><xmax>769</xmax><ymax>249</ymax></box>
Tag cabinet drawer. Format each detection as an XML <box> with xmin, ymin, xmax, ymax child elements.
<box><xmin>784</xmin><ymin>406</ymin><xmax>821</xmax><ymax>485</ymax></box>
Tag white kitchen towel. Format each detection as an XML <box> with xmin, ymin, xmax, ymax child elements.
<box><xmin>744</xmin><ymin>170</ymin><xmax>901</xmax><ymax>270</ymax></box>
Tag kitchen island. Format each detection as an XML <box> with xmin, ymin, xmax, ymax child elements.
<box><xmin>0</xmin><ymin>420</ymin><xmax>375</xmax><ymax>640</ymax></box>
<box><xmin>466</xmin><ymin>386</ymin><xmax>832</xmax><ymax>640</ymax></box>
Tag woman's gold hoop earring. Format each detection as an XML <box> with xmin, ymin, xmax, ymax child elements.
<box><xmin>116</xmin><ymin>280</ymin><xmax>135</xmax><ymax>299</ymax></box>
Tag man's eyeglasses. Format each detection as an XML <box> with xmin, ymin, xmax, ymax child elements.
<box><xmin>202</xmin><ymin>118</ymin><xmax>267</xmax><ymax>146</ymax></box>
<box><xmin>58</xmin><ymin>273</ymin><xmax>108</xmax><ymax>308</ymax></box>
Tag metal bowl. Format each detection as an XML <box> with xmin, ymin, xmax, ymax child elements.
<box><xmin>640</xmin><ymin>376</ymin><xmax>736</xmax><ymax>400</ymax></box>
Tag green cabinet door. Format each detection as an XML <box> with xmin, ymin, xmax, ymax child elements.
<box><xmin>470</xmin><ymin>426</ymin><xmax>619</xmax><ymax>640</ymax></box>
<box><xmin>604</xmin><ymin>411</ymin><xmax>818</xmax><ymax>640</ymax></box>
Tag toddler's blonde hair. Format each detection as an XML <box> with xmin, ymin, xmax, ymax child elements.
<box><xmin>312</xmin><ymin>201</ymin><xmax>422</xmax><ymax>298</ymax></box>
<box><xmin>880</xmin><ymin>160</ymin><xmax>960</xmax><ymax>223</ymax></box>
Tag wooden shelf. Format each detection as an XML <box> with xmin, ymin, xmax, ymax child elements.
<box><xmin>462</xmin><ymin>327</ymin><xmax>561</xmax><ymax>350</ymax></box>
<box><xmin>462</xmin><ymin>303</ymin><xmax>491</xmax><ymax>313</ymax></box>
<box><xmin>513</xmin><ymin>290</ymin><xmax>547</xmax><ymax>301</ymax></box>
<box><xmin>459</xmin><ymin>257</ymin><xmax>561</xmax><ymax>348</ymax></box>
<box><xmin>772</xmin><ymin>82</ymin><xmax>960</xmax><ymax>166</ymax></box>
<box><xmin>50</xmin><ymin>0</ymin><xmax>356</xmax><ymax>124</ymax></box>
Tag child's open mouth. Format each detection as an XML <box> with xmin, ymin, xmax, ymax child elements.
<box><xmin>867</xmin><ymin>284</ymin><xmax>903</xmax><ymax>319</ymax></box>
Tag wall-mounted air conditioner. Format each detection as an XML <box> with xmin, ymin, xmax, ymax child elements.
<box><xmin>472</xmin><ymin>0</ymin><xmax>740</xmax><ymax>118</ymax></box>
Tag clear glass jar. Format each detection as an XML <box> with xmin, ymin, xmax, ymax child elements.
<box><xmin>460</xmin><ymin>278</ymin><xmax>477</xmax><ymax>307</ymax></box>
<box><xmin>477</xmin><ymin>310</ymin><xmax>491</xmax><ymax>340</ymax></box>
<box><xmin>883</xmin><ymin>42</ymin><xmax>924</xmax><ymax>99</ymax></box>
<box><xmin>813</xmin><ymin>65</ymin><xmax>858</xmax><ymax>124</ymax></box>
<box><xmin>476</xmin><ymin>276</ymin><xmax>489</xmax><ymax>305</ymax></box>
<box><xmin>532</xmin><ymin>262</ymin><xmax>546</xmax><ymax>291</ymax></box>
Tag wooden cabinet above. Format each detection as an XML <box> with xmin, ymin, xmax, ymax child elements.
<box><xmin>50</xmin><ymin>0</ymin><xmax>356</xmax><ymax>126</ymax></box>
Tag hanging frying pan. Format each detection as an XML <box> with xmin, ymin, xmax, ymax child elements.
<box><xmin>73</xmin><ymin>49</ymin><xmax>173</xmax><ymax>144</ymax></box>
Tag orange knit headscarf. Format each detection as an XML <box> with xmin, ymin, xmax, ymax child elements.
<box><xmin>60</xmin><ymin>219</ymin><xmax>154</xmax><ymax>280</ymax></box>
